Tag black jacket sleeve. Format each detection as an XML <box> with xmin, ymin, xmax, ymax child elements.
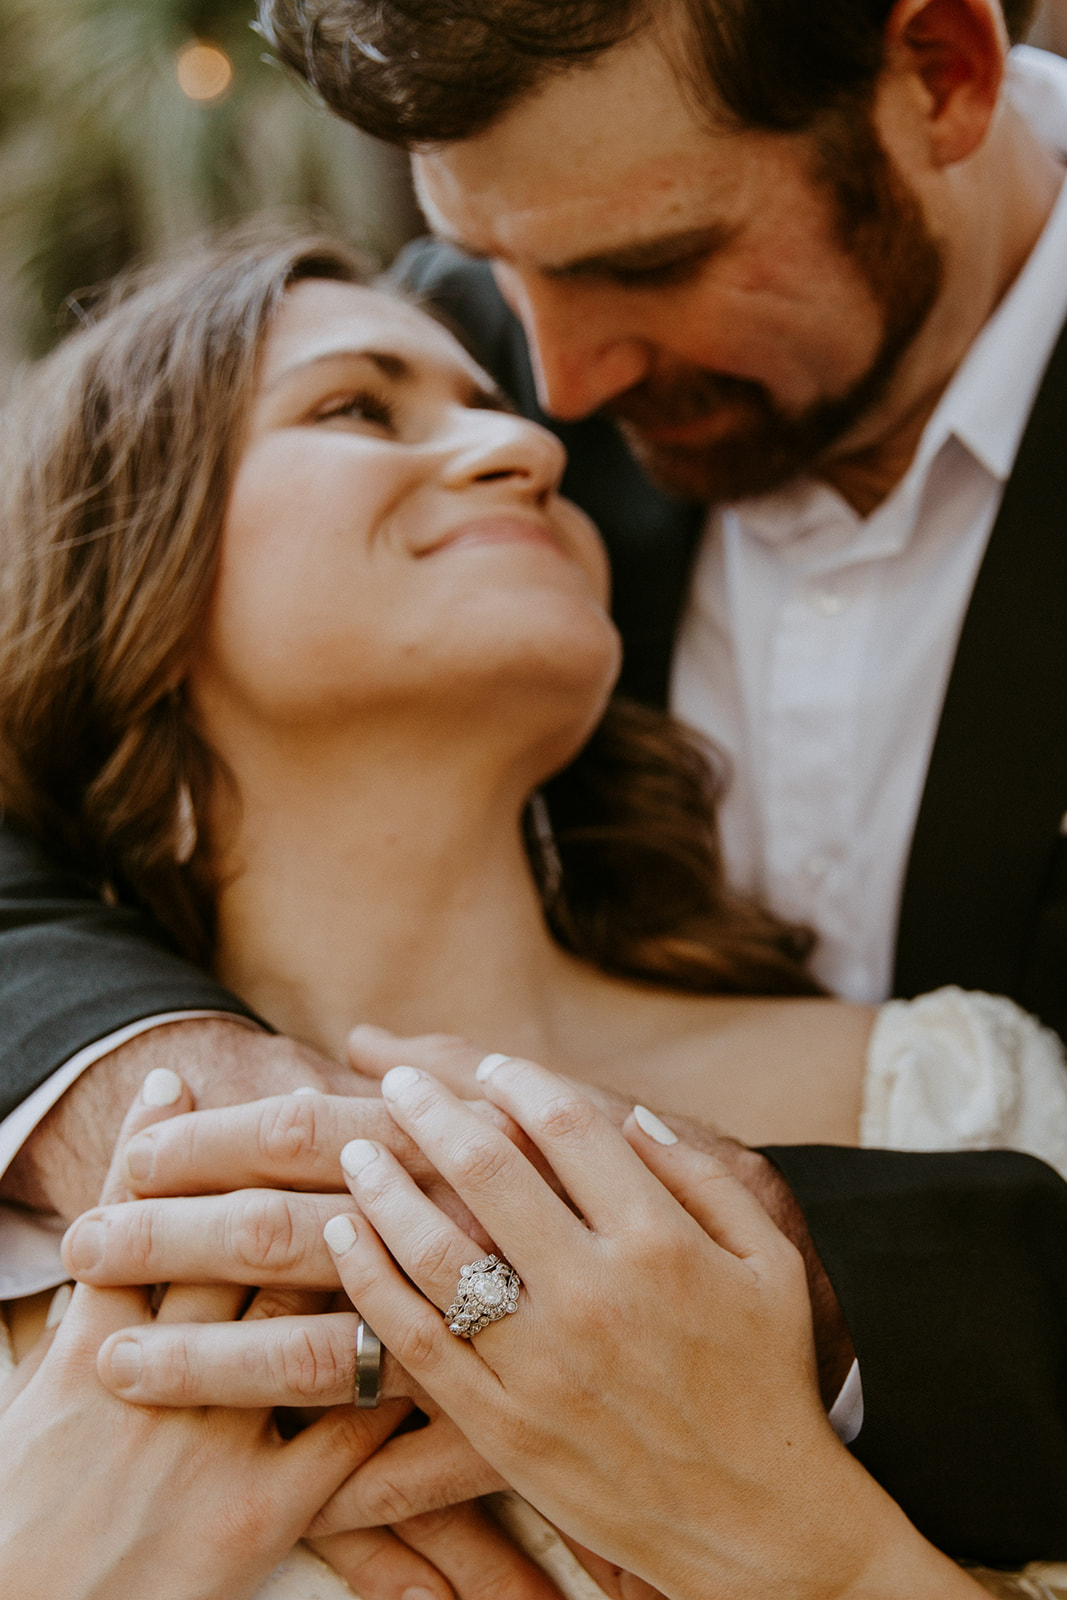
<box><xmin>0</xmin><ymin>822</ymin><xmax>257</xmax><ymax>1118</ymax></box>
<box><xmin>765</xmin><ymin>1144</ymin><xmax>1067</xmax><ymax>1562</ymax></box>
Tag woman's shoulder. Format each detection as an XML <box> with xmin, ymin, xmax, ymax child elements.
<box><xmin>567</xmin><ymin>976</ymin><xmax>874</xmax><ymax>1147</ymax></box>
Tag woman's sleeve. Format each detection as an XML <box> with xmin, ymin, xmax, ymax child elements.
<box><xmin>0</xmin><ymin>821</ymin><xmax>256</xmax><ymax>1120</ymax></box>
<box><xmin>861</xmin><ymin>985</ymin><xmax>1067</xmax><ymax>1177</ymax></box>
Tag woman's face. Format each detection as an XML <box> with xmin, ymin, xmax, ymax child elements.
<box><xmin>194</xmin><ymin>279</ymin><xmax>618</xmax><ymax>747</ymax></box>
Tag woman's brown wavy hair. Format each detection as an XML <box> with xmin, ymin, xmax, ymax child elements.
<box><xmin>0</xmin><ymin>222</ymin><xmax>817</xmax><ymax>995</ymax></box>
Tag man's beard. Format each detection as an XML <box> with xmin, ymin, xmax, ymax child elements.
<box><xmin>608</xmin><ymin>112</ymin><xmax>946</xmax><ymax>504</ymax></box>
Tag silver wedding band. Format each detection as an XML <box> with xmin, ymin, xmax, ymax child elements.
<box><xmin>355</xmin><ymin>1317</ymin><xmax>382</xmax><ymax>1408</ymax></box>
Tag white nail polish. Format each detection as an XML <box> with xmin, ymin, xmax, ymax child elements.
<box><xmin>45</xmin><ymin>1283</ymin><xmax>74</xmax><ymax>1327</ymax></box>
<box><xmin>340</xmin><ymin>1139</ymin><xmax>378</xmax><ymax>1177</ymax></box>
<box><xmin>633</xmin><ymin>1105</ymin><xmax>678</xmax><ymax>1146</ymax></box>
<box><xmin>323</xmin><ymin>1214</ymin><xmax>358</xmax><ymax>1254</ymax></box>
<box><xmin>142</xmin><ymin>1068</ymin><xmax>183</xmax><ymax>1108</ymax></box>
<box><xmin>475</xmin><ymin>1053</ymin><xmax>512</xmax><ymax>1084</ymax></box>
<box><xmin>381</xmin><ymin>1064</ymin><xmax>420</xmax><ymax>1097</ymax></box>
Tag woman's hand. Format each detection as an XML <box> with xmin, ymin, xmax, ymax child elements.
<box><xmin>322</xmin><ymin>1051</ymin><xmax>989</xmax><ymax>1600</ymax></box>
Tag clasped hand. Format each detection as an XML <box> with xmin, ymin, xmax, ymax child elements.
<box><xmin>54</xmin><ymin>1029</ymin><xmax>964</xmax><ymax>1600</ymax></box>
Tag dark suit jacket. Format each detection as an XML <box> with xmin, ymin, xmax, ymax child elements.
<box><xmin>1</xmin><ymin>239</ymin><xmax>1066</xmax><ymax>1561</ymax></box>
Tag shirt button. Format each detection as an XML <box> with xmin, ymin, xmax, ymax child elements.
<box><xmin>810</xmin><ymin>588</ymin><xmax>848</xmax><ymax>617</ymax></box>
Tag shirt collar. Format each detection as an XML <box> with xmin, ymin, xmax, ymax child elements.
<box><xmin>729</xmin><ymin>46</ymin><xmax>1067</xmax><ymax>552</ymax></box>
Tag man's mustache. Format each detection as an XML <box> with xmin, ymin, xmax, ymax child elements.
<box><xmin>606</xmin><ymin>367</ymin><xmax>773</xmax><ymax>431</ymax></box>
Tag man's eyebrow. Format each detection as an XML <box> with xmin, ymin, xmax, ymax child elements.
<box><xmin>543</xmin><ymin>223</ymin><xmax>738</xmax><ymax>281</ymax></box>
<box><xmin>440</xmin><ymin>223</ymin><xmax>737</xmax><ymax>281</ymax></box>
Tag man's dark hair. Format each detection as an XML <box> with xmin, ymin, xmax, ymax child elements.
<box><xmin>258</xmin><ymin>0</ymin><xmax>1038</xmax><ymax>146</ymax></box>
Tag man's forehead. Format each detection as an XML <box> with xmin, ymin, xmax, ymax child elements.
<box><xmin>413</xmin><ymin>32</ymin><xmax>761</xmax><ymax>269</ymax></box>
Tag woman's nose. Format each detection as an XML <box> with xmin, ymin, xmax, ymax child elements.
<box><xmin>440</xmin><ymin>409</ymin><xmax>567</xmax><ymax>500</ymax></box>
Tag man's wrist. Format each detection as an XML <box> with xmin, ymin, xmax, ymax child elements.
<box><xmin>0</xmin><ymin>1017</ymin><xmax>349</xmax><ymax>1218</ymax></box>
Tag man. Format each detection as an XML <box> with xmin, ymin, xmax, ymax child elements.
<box><xmin>2</xmin><ymin>0</ymin><xmax>1067</xmax><ymax>1577</ymax></box>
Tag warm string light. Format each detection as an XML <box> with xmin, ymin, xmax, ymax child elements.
<box><xmin>175</xmin><ymin>41</ymin><xmax>234</xmax><ymax>102</ymax></box>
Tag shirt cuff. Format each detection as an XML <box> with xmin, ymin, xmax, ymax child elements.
<box><xmin>827</xmin><ymin>1359</ymin><xmax>864</xmax><ymax>1445</ymax></box>
<box><xmin>0</xmin><ymin>1010</ymin><xmax>259</xmax><ymax>1300</ymax></box>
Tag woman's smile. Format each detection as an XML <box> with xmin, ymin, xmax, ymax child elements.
<box><xmin>415</xmin><ymin>513</ymin><xmax>568</xmax><ymax>558</ymax></box>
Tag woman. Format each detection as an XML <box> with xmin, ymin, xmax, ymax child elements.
<box><xmin>0</xmin><ymin>224</ymin><xmax>1062</xmax><ymax>1598</ymax></box>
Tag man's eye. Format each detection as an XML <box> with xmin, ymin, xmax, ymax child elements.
<box><xmin>612</xmin><ymin>253</ymin><xmax>707</xmax><ymax>289</ymax></box>
<box><xmin>316</xmin><ymin>390</ymin><xmax>397</xmax><ymax>430</ymax></box>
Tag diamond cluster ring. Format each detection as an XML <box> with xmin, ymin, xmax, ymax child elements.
<box><xmin>445</xmin><ymin>1253</ymin><xmax>522</xmax><ymax>1337</ymax></box>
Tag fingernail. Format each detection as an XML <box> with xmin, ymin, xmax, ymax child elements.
<box><xmin>323</xmin><ymin>1214</ymin><xmax>358</xmax><ymax>1254</ymax></box>
<box><xmin>104</xmin><ymin>1337</ymin><xmax>143</xmax><ymax>1391</ymax></box>
<box><xmin>475</xmin><ymin>1052</ymin><xmax>511</xmax><ymax>1084</ymax></box>
<box><xmin>45</xmin><ymin>1283</ymin><xmax>73</xmax><ymax>1327</ymax></box>
<box><xmin>381</xmin><ymin>1065</ymin><xmax>420</xmax><ymax>1098</ymax></box>
<box><xmin>142</xmin><ymin>1067</ymin><xmax>183</xmax><ymax>1107</ymax></box>
<box><xmin>633</xmin><ymin>1105</ymin><xmax>678</xmax><ymax>1146</ymax></box>
<box><xmin>292</xmin><ymin>1085</ymin><xmax>323</xmax><ymax>1097</ymax></box>
<box><xmin>124</xmin><ymin>1135</ymin><xmax>154</xmax><ymax>1185</ymax></box>
<box><xmin>63</xmin><ymin>1217</ymin><xmax>105</xmax><ymax>1273</ymax></box>
<box><xmin>340</xmin><ymin>1139</ymin><xmax>378</xmax><ymax>1177</ymax></box>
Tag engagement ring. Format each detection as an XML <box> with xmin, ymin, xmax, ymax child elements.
<box><xmin>445</xmin><ymin>1254</ymin><xmax>521</xmax><ymax>1337</ymax></box>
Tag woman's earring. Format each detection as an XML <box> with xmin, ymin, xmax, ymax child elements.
<box><xmin>174</xmin><ymin>782</ymin><xmax>197</xmax><ymax>865</ymax></box>
<box><xmin>528</xmin><ymin>791</ymin><xmax>562</xmax><ymax>902</ymax></box>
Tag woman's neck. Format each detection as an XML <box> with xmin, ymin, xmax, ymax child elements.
<box><xmin>211</xmin><ymin>725</ymin><xmax>600</xmax><ymax>1066</ymax></box>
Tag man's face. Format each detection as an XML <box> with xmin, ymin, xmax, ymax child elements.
<box><xmin>414</xmin><ymin>34</ymin><xmax>944</xmax><ymax>502</ymax></box>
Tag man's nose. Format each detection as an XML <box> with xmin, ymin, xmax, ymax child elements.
<box><xmin>496</xmin><ymin>267</ymin><xmax>653</xmax><ymax>421</ymax></box>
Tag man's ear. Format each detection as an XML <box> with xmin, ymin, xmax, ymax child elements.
<box><xmin>883</xmin><ymin>0</ymin><xmax>1009</xmax><ymax>166</ymax></box>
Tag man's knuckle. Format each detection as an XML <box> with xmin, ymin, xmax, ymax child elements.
<box><xmin>362</xmin><ymin>1470</ymin><xmax>423</xmax><ymax>1526</ymax></box>
<box><xmin>225</xmin><ymin>1191</ymin><xmax>302</xmax><ymax>1275</ymax></box>
<box><xmin>257</xmin><ymin>1097</ymin><xmax>320</xmax><ymax>1171</ymax></box>
<box><xmin>152</xmin><ymin>1335</ymin><xmax>202</xmax><ymax>1402</ymax></box>
<box><xmin>124</xmin><ymin>1205</ymin><xmax>160</xmax><ymax>1275</ymax></box>
<box><xmin>274</xmin><ymin>1325</ymin><xmax>343</xmax><ymax>1402</ymax></box>
<box><xmin>395</xmin><ymin>1502</ymin><xmax>464</xmax><ymax>1541</ymax></box>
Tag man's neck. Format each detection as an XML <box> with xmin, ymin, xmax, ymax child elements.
<box><xmin>818</xmin><ymin>109</ymin><xmax>1065</xmax><ymax>518</ymax></box>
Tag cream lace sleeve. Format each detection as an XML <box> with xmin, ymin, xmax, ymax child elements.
<box><xmin>862</xmin><ymin>986</ymin><xmax>1067</xmax><ymax>1179</ymax></box>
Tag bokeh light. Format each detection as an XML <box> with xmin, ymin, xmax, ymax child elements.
<box><xmin>176</xmin><ymin>41</ymin><xmax>234</xmax><ymax>103</ymax></box>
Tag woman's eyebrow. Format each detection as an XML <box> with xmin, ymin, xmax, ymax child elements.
<box><xmin>265</xmin><ymin>347</ymin><xmax>414</xmax><ymax>391</ymax></box>
<box><xmin>265</xmin><ymin>348</ymin><xmax>511</xmax><ymax>412</ymax></box>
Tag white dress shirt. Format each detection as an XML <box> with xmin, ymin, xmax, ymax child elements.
<box><xmin>672</xmin><ymin>46</ymin><xmax>1067</xmax><ymax>1001</ymax></box>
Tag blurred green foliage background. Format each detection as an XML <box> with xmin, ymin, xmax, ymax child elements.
<box><xmin>0</xmin><ymin>0</ymin><xmax>1064</xmax><ymax>378</ymax></box>
<box><xmin>0</xmin><ymin>0</ymin><xmax>420</xmax><ymax>372</ymax></box>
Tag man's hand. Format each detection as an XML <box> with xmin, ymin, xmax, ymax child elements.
<box><xmin>1</xmin><ymin>1016</ymin><xmax>378</xmax><ymax>1219</ymax></box>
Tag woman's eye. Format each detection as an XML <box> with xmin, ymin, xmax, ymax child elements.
<box><xmin>315</xmin><ymin>390</ymin><xmax>397</xmax><ymax>431</ymax></box>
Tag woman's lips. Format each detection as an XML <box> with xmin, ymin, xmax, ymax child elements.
<box><xmin>419</xmin><ymin>516</ymin><xmax>565</xmax><ymax>556</ymax></box>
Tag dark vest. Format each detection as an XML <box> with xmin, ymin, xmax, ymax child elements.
<box><xmin>399</xmin><ymin>241</ymin><xmax>1067</xmax><ymax>1037</ymax></box>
